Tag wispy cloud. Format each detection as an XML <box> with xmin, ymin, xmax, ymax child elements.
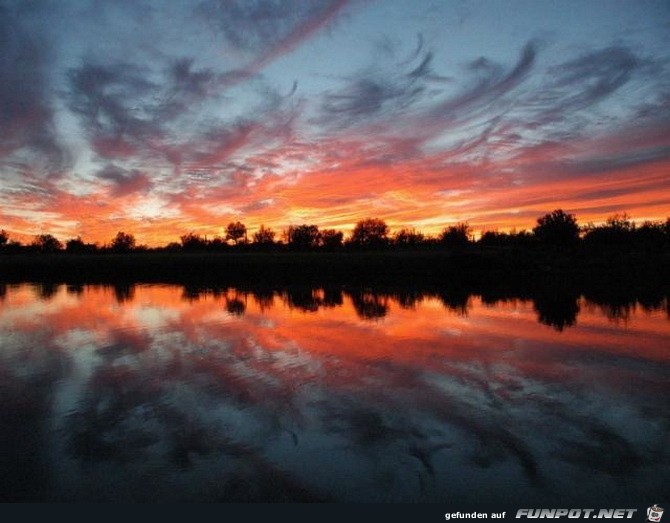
<box><xmin>0</xmin><ymin>1</ymin><xmax>668</xmax><ymax>243</ymax></box>
<box><xmin>200</xmin><ymin>0</ymin><xmax>350</xmax><ymax>84</ymax></box>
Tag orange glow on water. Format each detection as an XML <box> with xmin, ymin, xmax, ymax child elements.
<box><xmin>0</xmin><ymin>283</ymin><xmax>667</xmax><ymax>502</ymax></box>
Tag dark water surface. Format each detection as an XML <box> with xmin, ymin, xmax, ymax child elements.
<box><xmin>0</xmin><ymin>283</ymin><xmax>668</xmax><ymax>502</ymax></box>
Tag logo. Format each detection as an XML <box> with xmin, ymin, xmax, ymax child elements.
<box><xmin>647</xmin><ymin>506</ymin><xmax>664</xmax><ymax>523</ymax></box>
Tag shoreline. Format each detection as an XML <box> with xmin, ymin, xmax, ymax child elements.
<box><xmin>0</xmin><ymin>248</ymin><xmax>667</xmax><ymax>290</ymax></box>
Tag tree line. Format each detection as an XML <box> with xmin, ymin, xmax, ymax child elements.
<box><xmin>0</xmin><ymin>210</ymin><xmax>668</xmax><ymax>254</ymax></box>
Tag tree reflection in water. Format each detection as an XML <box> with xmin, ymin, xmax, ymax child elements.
<box><xmin>0</xmin><ymin>283</ymin><xmax>666</xmax><ymax>502</ymax></box>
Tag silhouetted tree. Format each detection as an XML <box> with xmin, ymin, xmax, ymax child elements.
<box><xmin>209</xmin><ymin>237</ymin><xmax>226</xmax><ymax>250</ymax></box>
<box><xmin>511</xmin><ymin>229</ymin><xmax>534</xmax><ymax>247</ymax></box>
<box><xmin>66</xmin><ymin>237</ymin><xmax>84</xmax><ymax>252</ymax></box>
<box><xmin>65</xmin><ymin>237</ymin><xmax>98</xmax><ymax>253</ymax></box>
<box><xmin>0</xmin><ymin>229</ymin><xmax>7</xmax><ymax>247</ymax></box>
<box><xmin>635</xmin><ymin>221</ymin><xmax>666</xmax><ymax>248</ymax></box>
<box><xmin>533</xmin><ymin>209</ymin><xmax>579</xmax><ymax>246</ymax></box>
<box><xmin>394</xmin><ymin>227</ymin><xmax>425</xmax><ymax>248</ymax></box>
<box><xmin>479</xmin><ymin>230</ymin><xmax>505</xmax><ymax>246</ymax></box>
<box><xmin>3</xmin><ymin>240</ymin><xmax>24</xmax><ymax>253</ymax></box>
<box><xmin>252</xmin><ymin>225</ymin><xmax>276</xmax><ymax>246</ymax></box>
<box><xmin>287</xmin><ymin>224</ymin><xmax>320</xmax><ymax>250</ymax></box>
<box><xmin>479</xmin><ymin>229</ymin><xmax>534</xmax><ymax>248</ymax></box>
<box><xmin>225</xmin><ymin>221</ymin><xmax>247</xmax><ymax>245</ymax></box>
<box><xmin>180</xmin><ymin>232</ymin><xmax>207</xmax><ymax>250</ymax></box>
<box><xmin>349</xmin><ymin>218</ymin><xmax>389</xmax><ymax>249</ymax></box>
<box><xmin>642</xmin><ymin>221</ymin><xmax>664</xmax><ymax>248</ymax></box>
<box><xmin>32</xmin><ymin>234</ymin><xmax>63</xmax><ymax>252</ymax></box>
<box><xmin>583</xmin><ymin>213</ymin><xmax>635</xmax><ymax>246</ymax></box>
<box><xmin>110</xmin><ymin>231</ymin><xmax>136</xmax><ymax>252</ymax></box>
<box><xmin>320</xmin><ymin>229</ymin><xmax>343</xmax><ymax>250</ymax></box>
<box><xmin>606</xmin><ymin>212</ymin><xmax>633</xmax><ymax>230</ymax></box>
<box><xmin>439</xmin><ymin>222</ymin><xmax>471</xmax><ymax>246</ymax></box>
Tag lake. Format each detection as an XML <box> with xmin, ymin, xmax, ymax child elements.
<box><xmin>0</xmin><ymin>282</ymin><xmax>667</xmax><ymax>502</ymax></box>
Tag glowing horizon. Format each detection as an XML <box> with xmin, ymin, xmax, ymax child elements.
<box><xmin>1</xmin><ymin>1</ymin><xmax>669</xmax><ymax>247</ymax></box>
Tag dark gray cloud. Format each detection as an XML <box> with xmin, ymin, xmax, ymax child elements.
<box><xmin>428</xmin><ymin>41</ymin><xmax>537</xmax><ymax>122</ymax></box>
<box><xmin>66</xmin><ymin>53</ymin><xmax>298</xmax><ymax>175</ymax></box>
<box><xmin>561</xmin><ymin>146</ymin><xmax>670</xmax><ymax>176</ymax></box>
<box><xmin>0</xmin><ymin>3</ymin><xmax>65</xmax><ymax>172</ymax></box>
<box><xmin>96</xmin><ymin>164</ymin><xmax>153</xmax><ymax>196</ymax></box>
<box><xmin>552</xmin><ymin>46</ymin><xmax>640</xmax><ymax>106</ymax></box>
<box><xmin>67</xmin><ymin>58</ymin><xmax>221</xmax><ymax>137</ymax></box>
<box><xmin>514</xmin><ymin>46</ymin><xmax>645</xmax><ymax>136</ymax></box>
<box><xmin>312</xmin><ymin>40</ymin><xmax>538</xmax><ymax>171</ymax></box>
<box><xmin>156</xmin><ymin>59</ymin><xmax>218</xmax><ymax>121</ymax></box>
<box><xmin>67</xmin><ymin>62</ymin><xmax>158</xmax><ymax>156</ymax></box>
<box><xmin>322</xmin><ymin>77</ymin><xmax>424</xmax><ymax>120</ymax></box>
<box><xmin>314</xmin><ymin>39</ymin><xmax>669</xmax><ymax>180</ymax></box>
<box><xmin>318</xmin><ymin>42</ymin><xmax>449</xmax><ymax>129</ymax></box>
<box><xmin>322</xmin><ymin>41</ymin><xmax>536</xmax><ymax>131</ymax></box>
<box><xmin>431</xmin><ymin>43</ymin><xmax>668</xmax><ymax>172</ymax></box>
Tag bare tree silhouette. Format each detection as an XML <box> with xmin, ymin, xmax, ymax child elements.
<box><xmin>394</xmin><ymin>227</ymin><xmax>425</xmax><ymax>248</ymax></box>
<box><xmin>225</xmin><ymin>221</ymin><xmax>247</xmax><ymax>245</ymax></box>
<box><xmin>253</xmin><ymin>225</ymin><xmax>276</xmax><ymax>246</ymax></box>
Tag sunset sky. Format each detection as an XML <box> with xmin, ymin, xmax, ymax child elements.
<box><xmin>1</xmin><ymin>0</ymin><xmax>669</xmax><ymax>246</ymax></box>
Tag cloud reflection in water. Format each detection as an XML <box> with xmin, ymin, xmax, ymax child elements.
<box><xmin>0</xmin><ymin>283</ymin><xmax>667</xmax><ymax>502</ymax></box>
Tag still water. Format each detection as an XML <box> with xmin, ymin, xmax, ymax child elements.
<box><xmin>0</xmin><ymin>283</ymin><xmax>667</xmax><ymax>502</ymax></box>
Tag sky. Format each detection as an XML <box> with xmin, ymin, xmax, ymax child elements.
<box><xmin>1</xmin><ymin>0</ymin><xmax>669</xmax><ymax>246</ymax></box>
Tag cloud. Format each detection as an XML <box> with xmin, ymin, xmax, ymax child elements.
<box><xmin>322</xmin><ymin>77</ymin><xmax>423</xmax><ymax>121</ymax></box>
<box><xmin>156</xmin><ymin>59</ymin><xmax>219</xmax><ymax>121</ymax></box>
<box><xmin>317</xmin><ymin>39</ymin><xmax>451</xmax><ymax>130</ymax></box>
<box><xmin>2</xmin><ymin>2</ymin><xmax>669</xmax><ymax>245</ymax></box>
<box><xmin>552</xmin><ymin>46</ymin><xmax>640</xmax><ymax>107</ymax></box>
<box><xmin>67</xmin><ymin>62</ymin><xmax>159</xmax><ymax>159</ymax></box>
<box><xmin>66</xmin><ymin>53</ymin><xmax>299</xmax><ymax>178</ymax></box>
<box><xmin>0</xmin><ymin>3</ymin><xmax>65</xmax><ymax>173</ymax></box>
<box><xmin>66</xmin><ymin>57</ymin><xmax>238</xmax><ymax>162</ymax></box>
<box><xmin>96</xmin><ymin>164</ymin><xmax>153</xmax><ymax>196</ymax></box>
<box><xmin>507</xmin><ymin>46</ymin><xmax>646</xmax><ymax>140</ymax></box>
<box><xmin>314</xmin><ymin>41</ymin><xmax>667</xmax><ymax>181</ymax></box>
<box><xmin>313</xmin><ymin>40</ymin><xmax>538</xmax><ymax>167</ymax></box>
<box><xmin>199</xmin><ymin>0</ymin><xmax>349</xmax><ymax>83</ymax></box>
<box><xmin>559</xmin><ymin>146</ymin><xmax>670</xmax><ymax>176</ymax></box>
